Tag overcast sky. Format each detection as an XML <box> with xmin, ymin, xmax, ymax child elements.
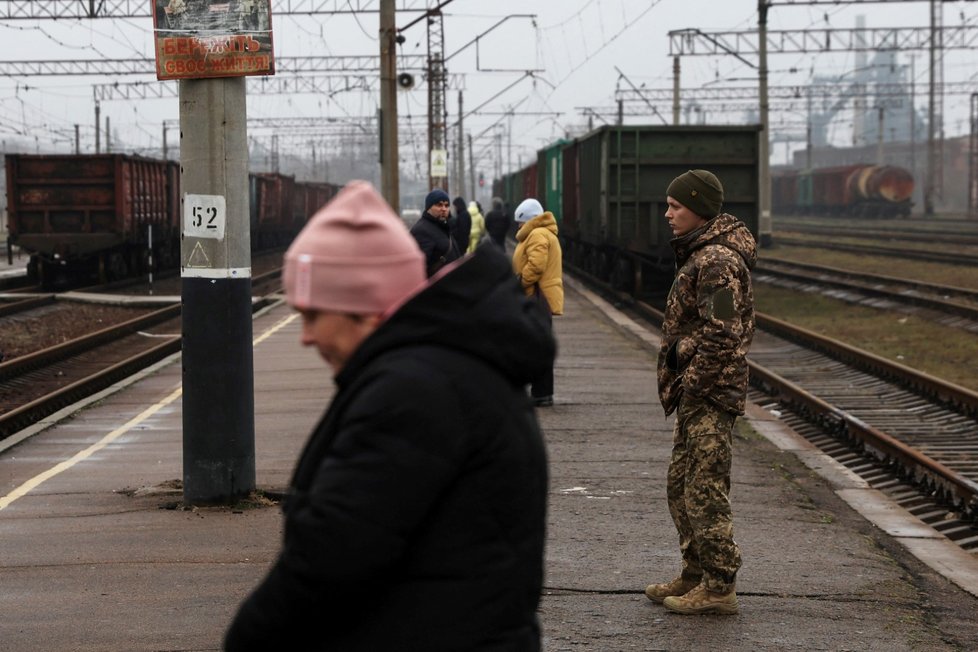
<box><xmin>1</xmin><ymin>0</ymin><xmax>975</xmax><ymax>181</ymax></box>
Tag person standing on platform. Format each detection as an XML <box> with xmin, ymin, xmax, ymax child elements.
<box><xmin>451</xmin><ymin>195</ymin><xmax>471</xmax><ymax>256</ymax></box>
<box><xmin>645</xmin><ymin>169</ymin><xmax>756</xmax><ymax>616</ymax></box>
<box><xmin>467</xmin><ymin>200</ymin><xmax>486</xmax><ymax>253</ymax></box>
<box><xmin>224</xmin><ymin>180</ymin><xmax>554</xmax><ymax>651</ymax></box>
<box><xmin>410</xmin><ymin>189</ymin><xmax>461</xmax><ymax>277</ymax></box>
<box><xmin>512</xmin><ymin>197</ymin><xmax>563</xmax><ymax>408</ymax></box>
<box><xmin>485</xmin><ymin>197</ymin><xmax>511</xmax><ymax>250</ymax></box>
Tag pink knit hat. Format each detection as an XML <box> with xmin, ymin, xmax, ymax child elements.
<box><xmin>283</xmin><ymin>181</ymin><xmax>425</xmax><ymax>315</ymax></box>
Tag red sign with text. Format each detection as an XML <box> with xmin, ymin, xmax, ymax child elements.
<box><xmin>152</xmin><ymin>0</ymin><xmax>275</xmax><ymax>80</ymax></box>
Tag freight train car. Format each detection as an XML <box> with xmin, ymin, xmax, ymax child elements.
<box><xmin>5</xmin><ymin>153</ymin><xmax>335</xmax><ymax>287</ymax></box>
<box><xmin>4</xmin><ymin>153</ymin><xmax>181</xmax><ymax>285</ymax></box>
<box><xmin>295</xmin><ymin>181</ymin><xmax>341</xmax><ymax>229</ymax></box>
<box><xmin>771</xmin><ymin>164</ymin><xmax>914</xmax><ymax>218</ymax></box>
<box><xmin>537</xmin><ymin>139</ymin><xmax>570</xmax><ymax>223</ymax></box>
<box><xmin>498</xmin><ymin>125</ymin><xmax>760</xmax><ymax>295</ymax></box>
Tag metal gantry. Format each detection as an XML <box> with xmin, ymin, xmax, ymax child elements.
<box><xmin>0</xmin><ymin>55</ymin><xmax>428</xmax><ymax>77</ymax></box>
<box><xmin>668</xmin><ymin>25</ymin><xmax>978</xmax><ymax>57</ymax></box>
<box><xmin>0</xmin><ymin>0</ymin><xmax>430</xmax><ymax>19</ymax></box>
<box><xmin>91</xmin><ymin>72</ymin><xmax>465</xmax><ymax>102</ymax></box>
<box><xmin>668</xmin><ymin>10</ymin><xmax>978</xmax><ymax>220</ymax></box>
<box><xmin>614</xmin><ymin>82</ymin><xmax>978</xmax><ymax>104</ymax></box>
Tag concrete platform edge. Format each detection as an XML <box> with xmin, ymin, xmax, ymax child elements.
<box><xmin>0</xmin><ymin>297</ymin><xmax>288</xmax><ymax>456</ymax></box>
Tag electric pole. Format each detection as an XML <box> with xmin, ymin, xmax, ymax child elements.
<box><xmin>758</xmin><ymin>1</ymin><xmax>772</xmax><ymax>247</ymax></box>
<box><xmin>380</xmin><ymin>0</ymin><xmax>400</xmax><ymax>210</ymax></box>
<box><xmin>427</xmin><ymin>8</ymin><xmax>448</xmax><ymax>190</ymax></box>
<box><xmin>457</xmin><ymin>91</ymin><xmax>465</xmax><ymax>197</ymax></box>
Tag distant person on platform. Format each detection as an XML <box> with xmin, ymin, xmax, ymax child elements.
<box><xmin>410</xmin><ymin>189</ymin><xmax>461</xmax><ymax>277</ymax></box>
<box><xmin>644</xmin><ymin>169</ymin><xmax>756</xmax><ymax>616</ymax></box>
<box><xmin>451</xmin><ymin>195</ymin><xmax>471</xmax><ymax>256</ymax></box>
<box><xmin>224</xmin><ymin>181</ymin><xmax>554</xmax><ymax>652</ymax></box>
<box><xmin>512</xmin><ymin>198</ymin><xmax>564</xmax><ymax>408</ymax></box>
<box><xmin>467</xmin><ymin>200</ymin><xmax>487</xmax><ymax>253</ymax></box>
<box><xmin>485</xmin><ymin>196</ymin><xmax>511</xmax><ymax>250</ymax></box>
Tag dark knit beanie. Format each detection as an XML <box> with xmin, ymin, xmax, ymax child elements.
<box><xmin>666</xmin><ymin>169</ymin><xmax>723</xmax><ymax>218</ymax></box>
<box><xmin>424</xmin><ymin>188</ymin><xmax>450</xmax><ymax>211</ymax></box>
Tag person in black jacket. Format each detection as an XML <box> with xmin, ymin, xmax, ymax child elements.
<box><xmin>485</xmin><ymin>196</ymin><xmax>511</xmax><ymax>250</ymax></box>
<box><xmin>410</xmin><ymin>188</ymin><xmax>461</xmax><ymax>277</ymax></box>
<box><xmin>451</xmin><ymin>195</ymin><xmax>471</xmax><ymax>255</ymax></box>
<box><xmin>224</xmin><ymin>180</ymin><xmax>554</xmax><ymax>652</ymax></box>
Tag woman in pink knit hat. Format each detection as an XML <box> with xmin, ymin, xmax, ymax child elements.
<box><xmin>225</xmin><ymin>181</ymin><xmax>554</xmax><ymax>652</ymax></box>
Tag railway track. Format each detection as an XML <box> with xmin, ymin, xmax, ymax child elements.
<box><xmin>0</xmin><ymin>276</ymin><xmax>39</xmax><ymax>293</ymax></box>
<box><xmin>775</xmin><ymin>224</ymin><xmax>978</xmax><ymax>247</ymax></box>
<box><xmin>773</xmin><ymin>236</ymin><xmax>978</xmax><ymax>266</ymax></box>
<box><xmin>0</xmin><ymin>305</ymin><xmax>183</xmax><ymax>440</ymax></box>
<box><xmin>0</xmin><ymin>268</ymin><xmax>284</xmax><ymax>442</ymax></box>
<box><xmin>0</xmin><ymin>295</ymin><xmax>56</xmax><ymax>319</ymax></box>
<box><xmin>777</xmin><ymin>213</ymin><xmax>978</xmax><ymax>231</ymax></box>
<box><xmin>755</xmin><ymin>258</ymin><xmax>978</xmax><ymax>333</ymax></box>
<box><xmin>569</xmin><ymin>265</ymin><xmax>978</xmax><ymax>555</ymax></box>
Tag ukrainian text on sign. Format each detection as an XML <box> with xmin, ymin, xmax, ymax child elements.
<box><xmin>152</xmin><ymin>0</ymin><xmax>275</xmax><ymax>80</ymax></box>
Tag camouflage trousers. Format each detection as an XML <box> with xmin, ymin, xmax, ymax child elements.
<box><xmin>666</xmin><ymin>395</ymin><xmax>741</xmax><ymax>593</ymax></box>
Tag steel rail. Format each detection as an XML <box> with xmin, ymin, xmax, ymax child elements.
<box><xmin>758</xmin><ymin>258</ymin><xmax>978</xmax><ymax>304</ymax></box>
<box><xmin>748</xmin><ymin>360</ymin><xmax>978</xmax><ymax>518</ymax></box>
<box><xmin>774</xmin><ymin>236</ymin><xmax>978</xmax><ymax>266</ymax></box>
<box><xmin>755</xmin><ymin>260</ymin><xmax>978</xmax><ymax>321</ymax></box>
<box><xmin>757</xmin><ymin>311</ymin><xmax>978</xmax><ymax>418</ymax></box>
<box><xmin>0</xmin><ymin>337</ymin><xmax>181</xmax><ymax>440</ymax></box>
<box><xmin>0</xmin><ymin>303</ymin><xmax>181</xmax><ymax>383</ymax></box>
<box><xmin>0</xmin><ymin>295</ymin><xmax>55</xmax><ymax>318</ymax></box>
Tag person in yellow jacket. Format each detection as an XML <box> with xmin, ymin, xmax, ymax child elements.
<box><xmin>512</xmin><ymin>198</ymin><xmax>564</xmax><ymax>407</ymax></box>
<box><xmin>467</xmin><ymin>201</ymin><xmax>487</xmax><ymax>253</ymax></box>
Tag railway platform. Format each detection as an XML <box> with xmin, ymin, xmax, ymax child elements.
<box><xmin>0</xmin><ymin>246</ymin><xmax>28</xmax><ymax>279</ymax></box>
<box><xmin>2</xmin><ymin>279</ymin><xmax>978</xmax><ymax>651</ymax></box>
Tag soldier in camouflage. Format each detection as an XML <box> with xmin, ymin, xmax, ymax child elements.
<box><xmin>645</xmin><ymin>169</ymin><xmax>756</xmax><ymax>616</ymax></box>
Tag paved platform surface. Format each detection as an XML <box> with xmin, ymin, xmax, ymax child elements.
<box><xmin>2</xmin><ymin>280</ymin><xmax>978</xmax><ymax>651</ymax></box>
<box><xmin>0</xmin><ymin>246</ymin><xmax>28</xmax><ymax>279</ymax></box>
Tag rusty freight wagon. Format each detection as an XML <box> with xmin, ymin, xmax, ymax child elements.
<box><xmin>771</xmin><ymin>164</ymin><xmax>914</xmax><ymax>218</ymax></box>
<box><xmin>294</xmin><ymin>181</ymin><xmax>342</xmax><ymax>230</ymax></box>
<box><xmin>251</xmin><ymin>172</ymin><xmax>300</xmax><ymax>249</ymax></box>
<box><xmin>5</xmin><ymin>153</ymin><xmax>180</xmax><ymax>286</ymax></box>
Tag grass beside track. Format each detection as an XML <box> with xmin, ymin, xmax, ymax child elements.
<box><xmin>755</xmin><ymin>283</ymin><xmax>978</xmax><ymax>392</ymax></box>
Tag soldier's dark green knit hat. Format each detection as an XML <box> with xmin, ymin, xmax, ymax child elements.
<box><xmin>666</xmin><ymin>169</ymin><xmax>724</xmax><ymax>218</ymax></box>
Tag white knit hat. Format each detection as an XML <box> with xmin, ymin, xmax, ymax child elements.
<box><xmin>514</xmin><ymin>198</ymin><xmax>544</xmax><ymax>223</ymax></box>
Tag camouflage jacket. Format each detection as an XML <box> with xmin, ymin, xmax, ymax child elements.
<box><xmin>657</xmin><ymin>213</ymin><xmax>756</xmax><ymax>416</ymax></box>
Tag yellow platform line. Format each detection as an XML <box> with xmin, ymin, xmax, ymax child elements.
<box><xmin>0</xmin><ymin>312</ymin><xmax>299</xmax><ymax>512</ymax></box>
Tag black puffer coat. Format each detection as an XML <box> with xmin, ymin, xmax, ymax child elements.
<box><xmin>225</xmin><ymin>244</ymin><xmax>554</xmax><ymax>652</ymax></box>
<box><xmin>410</xmin><ymin>211</ymin><xmax>462</xmax><ymax>277</ymax></box>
